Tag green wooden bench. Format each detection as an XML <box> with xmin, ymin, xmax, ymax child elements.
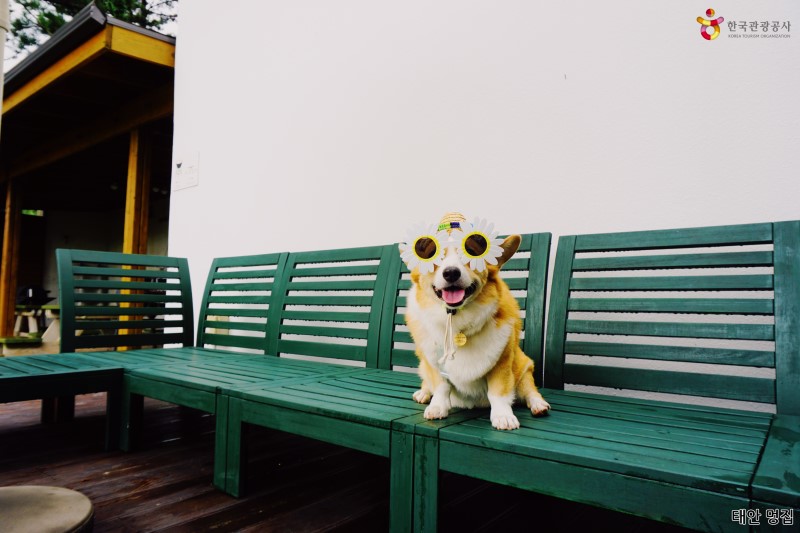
<box><xmin>104</xmin><ymin>252</ymin><xmax>366</xmax><ymax>458</ymax></box>
<box><xmin>410</xmin><ymin>221</ymin><xmax>800</xmax><ymax>532</ymax></box>
<box><xmin>219</xmin><ymin>234</ymin><xmax>552</xmax><ymax>532</ymax></box>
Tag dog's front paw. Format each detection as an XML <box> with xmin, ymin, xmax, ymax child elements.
<box><xmin>491</xmin><ymin>413</ymin><xmax>520</xmax><ymax>430</ymax></box>
<box><xmin>528</xmin><ymin>396</ymin><xmax>551</xmax><ymax>417</ymax></box>
<box><xmin>424</xmin><ymin>404</ymin><xmax>449</xmax><ymax>420</ymax></box>
<box><xmin>413</xmin><ymin>389</ymin><xmax>432</xmax><ymax>404</ymax></box>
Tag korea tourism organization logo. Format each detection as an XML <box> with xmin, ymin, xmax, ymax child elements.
<box><xmin>697</xmin><ymin>8</ymin><xmax>724</xmax><ymax>40</ymax></box>
<box><xmin>696</xmin><ymin>7</ymin><xmax>792</xmax><ymax>41</ymax></box>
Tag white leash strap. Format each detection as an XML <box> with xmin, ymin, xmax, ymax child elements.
<box><xmin>439</xmin><ymin>311</ymin><xmax>456</xmax><ymax>366</ymax></box>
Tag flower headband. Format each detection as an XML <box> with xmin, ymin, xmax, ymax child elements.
<box><xmin>399</xmin><ymin>214</ymin><xmax>505</xmax><ymax>273</ymax></box>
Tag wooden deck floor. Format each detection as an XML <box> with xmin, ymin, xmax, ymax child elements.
<box><xmin>0</xmin><ymin>393</ymin><xmax>691</xmax><ymax>532</ymax></box>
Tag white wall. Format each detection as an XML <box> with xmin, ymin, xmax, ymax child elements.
<box><xmin>169</xmin><ymin>0</ymin><xmax>799</xmax><ymax>309</ymax></box>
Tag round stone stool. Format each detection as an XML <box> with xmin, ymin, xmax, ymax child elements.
<box><xmin>0</xmin><ymin>486</ymin><xmax>94</xmax><ymax>533</ymax></box>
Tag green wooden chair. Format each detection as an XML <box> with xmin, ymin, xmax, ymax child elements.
<box><xmin>412</xmin><ymin>221</ymin><xmax>799</xmax><ymax>532</ymax></box>
<box><xmin>221</xmin><ymin>233</ymin><xmax>552</xmax><ymax>532</ymax></box>
<box><xmin>219</xmin><ymin>244</ymin><xmax>421</xmax><ymax>528</ymax></box>
<box><xmin>53</xmin><ymin>249</ymin><xmax>197</xmax><ymax>425</ymax></box>
<box><xmin>0</xmin><ymin>250</ymin><xmax>195</xmax><ymax>447</ymax></box>
<box><xmin>115</xmin><ymin>252</ymin><xmax>322</xmax><ymax>451</ymax></box>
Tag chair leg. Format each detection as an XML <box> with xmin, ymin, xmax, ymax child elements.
<box><xmin>41</xmin><ymin>395</ymin><xmax>75</xmax><ymax>423</ymax></box>
<box><xmin>413</xmin><ymin>434</ymin><xmax>439</xmax><ymax>533</ymax></box>
<box><xmin>120</xmin><ymin>388</ymin><xmax>144</xmax><ymax>452</ymax></box>
<box><xmin>389</xmin><ymin>430</ymin><xmax>414</xmax><ymax>533</ymax></box>
<box><xmin>224</xmin><ymin>398</ymin><xmax>248</xmax><ymax>497</ymax></box>
<box><xmin>213</xmin><ymin>395</ymin><xmax>230</xmax><ymax>491</ymax></box>
<box><xmin>105</xmin><ymin>388</ymin><xmax>122</xmax><ymax>450</ymax></box>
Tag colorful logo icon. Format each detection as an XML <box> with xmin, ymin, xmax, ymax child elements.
<box><xmin>697</xmin><ymin>8</ymin><xmax>725</xmax><ymax>40</ymax></box>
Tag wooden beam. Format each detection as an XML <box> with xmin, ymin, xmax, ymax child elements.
<box><xmin>8</xmin><ymin>82</ymin><xmax>173</xmax><ymax>179</ymax></box>
<box><xmin>108</xmin><ymin>25</ymin><xmax>175</xmax><ymax>68</ymax></box>
<box><xmin>2</xmin><ymin>31</ymin><xmax>107</xmax><ymax>115</ymax></box>
<box><xmin>123</xmin><ymin>129</ymin><xmax>151</xmax><ymax>255</ymax></box>
<box><xmin>120</xmin><ymin>129</ymin><xmax>151</xmax><ymax>344</ymax></box>
<box><xmin>0</xmin><ymin>180</ymin><xmax>22</xmax><ymax>337</ymax></box>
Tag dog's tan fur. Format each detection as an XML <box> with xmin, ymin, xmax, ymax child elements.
<box><xmin>404</xmin><ymin>232</ymin><xmax>550</xmax><ymax>430</ymax></box>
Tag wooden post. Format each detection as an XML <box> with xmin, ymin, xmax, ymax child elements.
<box><xmin>0</xmin><ymin>179</ymin><xmax>21</xmax><ymax>337</ymax></box>
<box><xmin>120</xmin><ymin>129</ymin><xmax>152</xmax><ymax>345</ymax></box>
<box><xmin>123</xmin><ymin>128</ymin><xmax>151</xmax><ymax>255</ymax></box>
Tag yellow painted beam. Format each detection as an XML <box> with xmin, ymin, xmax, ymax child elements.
<box><xmin>120</xmin><ymin>130</ymin><xmax>151</xmax><ymax>344</ymax></box>
<box><xmin>108</xmin><ymin>25</ymin><xmax>175</xmax><ymax>67</ymax></box>
<box><xmin>2</xmin><ymin>31</ymin><xmax>107</xmax><ymax>115</ymax></box>
<box><xmin>2</xmin><ymin>25</ymin><xmax>175</xmax><ymax>117</ymax></box>
<box><xmin>0</xmin><ymin>180</ymin><xmax>21</xmax><ymax>337</ymax></box>
<box><xmin>123</xmin><ymin>129</ymin><xmax>151</xmax><ymax>255</ymax></box>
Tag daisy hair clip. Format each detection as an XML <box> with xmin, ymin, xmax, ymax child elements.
<box><xmin>400</xmin><ymin>213</ymin><xmax>505</xmax><ymax>273</ymax></box>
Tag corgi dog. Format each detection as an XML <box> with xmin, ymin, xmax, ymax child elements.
<box><xmin>400</xmin><ymin>213</ymin><xmax>550</xmax><ymax>430</ymax></box>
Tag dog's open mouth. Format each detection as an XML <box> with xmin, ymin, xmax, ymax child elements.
<box><xmin>434</xmin><ymin>282</ymin><xmax>477</xmax><ymax>307</ymax></box>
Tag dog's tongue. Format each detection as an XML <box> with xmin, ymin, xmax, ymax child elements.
<box><xmin>442</xmin><ymin>288</ymin><xmax>465</xmax><ymax>305</ymax></box>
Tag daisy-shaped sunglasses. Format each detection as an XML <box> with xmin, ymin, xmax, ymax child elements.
<box><xmin>400</xmin><ymin>217</ymin><xmax>504</xmax><ymax>274</ymax></box>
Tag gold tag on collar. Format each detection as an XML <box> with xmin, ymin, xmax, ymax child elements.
<box><xmin>454</xmin><ymin>332</ymin><xmax>467</xmax><ymax>347</ymax></box>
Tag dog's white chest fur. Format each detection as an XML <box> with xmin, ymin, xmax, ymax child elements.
<box><xmin>407</xmin><ymin>285</ymin><xmax>512</xmax><ymax>407</ymax></box>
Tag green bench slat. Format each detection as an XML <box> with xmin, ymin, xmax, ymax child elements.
<box><xmin>280</xmin><ymin>310</ymin><xmax>371</xmax><ymax>323</ymax></box>
<box><xmin>204</xmin><ymin>308</ymin><xmax>269</xmax><ymax>319</ymax></box>
<box><xmin>201</xmin><ymin>333</ymin><xmax>265</xmax><ymax>351</ymax></box>
<box><xmin>568</xmin><ymin>297</ymin><xmax>774</xmax><ymax>315</ymax></box>
<box><xmin>75</xmin><ymin>293</ymin><xmax>185</xmax><ymax>303</ymax></box>
<box><xmin>286</xmin><ymin>279</ymin><xmax>377</xmax><ymax>291</ymax></box>
<box><xmin>390</xmin><ymin>349</ymin><xmax>418</xmax><ymax>367</ymax></box>
<box><xmin>69</xmin><ymin>306</ymin><xmax>176</xmax><ymax>317</ymax></box>
<box><xmin>563</xmin><ymin>364</ymin><xmax>776</xmax><ymax>404</ymax></box>
<box><xmin>202</xmin><ymin>320</ymin><xmax>265</xmax><ymax>332</ymax></box>
<box><xmin>74</xmin><ymin>319</ymin><xmax>186</xmax><ymax>330</ymax></box>
<box><xmin>280</xmin><ymin>325</ymin><xmax>369</xmax><ymax>340</ymax></box>
<box><xmin>573</xmin><ymin>251</ymin><xmax>774</xmax><ymax>271</ymax></box>
<box><xmin>441</xmin><ymin>420</ymin><xmax>754</xmax><ymax>496</ymax></box>
<box><xmin>282</xmin><ymin>295</ymin><xmax>375</xmax><ymax>306</ymax></box>
<box><xmin>276</xmin><ymin>339</ymin><xmax>366</xmax><ymax>361</ymax></box>
<box><xmin>503</xmin><ymin>277</ymin><xmax>527</xmax><ymax>290</ymax></box>
<box><xmin>206</xmin><ymin>295</ymin><xmax>271</xmax><ymax>304</ymax></box>
<box><xmin>566</xmin><ymin>319</ymin><xmax>775</xmax><ymax>340</ymax></box>
<box><xmin>211</xmin><ymin>269</ymin><xmax>279</xmax><ymax>280</ymax></box>
<box><xmin>72</xmin><ymin>280</ymin><xmax>179</xmax><ymax>291</ymax></box>
<box><xmin>289</xmin><ymin>264</ymin><xmax>380</xmax><ymax>277</ymax></box>
<box><xmin>72</xmin><ymin>266</ymin><xmax>182</xmax><ymax>278</ymax></box>
<box><xmin>548</xmin><ymin>389</ymin><xmax>772</xmax><ymax>435</ymax></box>
<box><xmin>70</xmin><ymin>332</ymin><xmax>190</xmax><ymax>350</ymax></box>
<box><xmin>570</xmin><ymin>274</ymin><xmax>774</xmax><ymax>291</ymax></box>
<box><xmin>564</xmin><ymin>341</ymin><xmax>776</xmax><ymax>367</ymax></box>
<box><xmin>573</xmin><ymin>222</ymin><xmax>773</xmax><ymax>251</ymax></box>
<box><xmin>209</xmin><ymin>282</ymin><xmax>274</xmax><ymax>291</ymax></box>
<box><xmin>393</xmin><ymin>330</ymin><xmax>412</xmax><ymax>344</ymax></box>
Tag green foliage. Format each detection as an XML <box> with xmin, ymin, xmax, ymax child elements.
<box><xmin>8</xmin><ymin>0</ymin><xmax>177</xmax><ymax>57</ymax></box>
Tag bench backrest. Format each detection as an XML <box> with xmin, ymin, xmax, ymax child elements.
<box><xmin>379</xmin><ymin>233</ymin><xmax>552</xmax><ymax>380</ymax></box>
<box><xmin>544</xmin><ymin>221</ymin><xmax>800</xmax><ymax>415</ymax></box>
<box><xmin>195</xmin><ymin>253</ymin><xmax>288</xmax><ymax>353</ymax></box>
<box><xmin>266</xmin><ymin>245</ymin><xmax>395</xmax><ymax>367</ymax></box>
<box><xmin>57</xmin><ymin>249</ymin><xmax>194</xmax><ymax>353</ymax></box>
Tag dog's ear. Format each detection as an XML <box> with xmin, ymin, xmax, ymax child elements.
<box><xmin>496</xmin><ymin>235</ymin><xmax>521</xmax><ymax>268</ymax></box>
